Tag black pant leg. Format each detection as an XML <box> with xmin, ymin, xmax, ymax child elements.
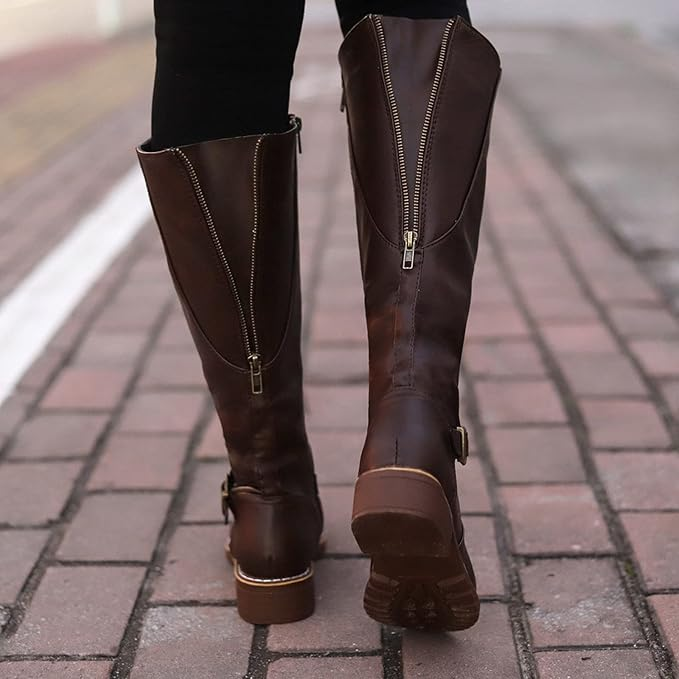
<box><xmin>151</xmin><ymin>1</ymin><xmax>305</xmax><ymax>149</ymax></box>
<box><xmin>334</xmin><ymin>0</ymin><xmax>470</xmax><ymax>35</ymax></box>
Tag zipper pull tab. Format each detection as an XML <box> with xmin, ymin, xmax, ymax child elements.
<box><xmin>402</xmin><ymin>230</ymin><xmax>418</xmax><ymax>270</ymax></box>
<box><xmin>248</xmin><ymin>354</ymin><xmax>263</xmax><ymax>394</ymax></box>
<box><xmin>340</xmin><ymin>87</ymin><xmax>346</xmax><ymax>113</ymax></box>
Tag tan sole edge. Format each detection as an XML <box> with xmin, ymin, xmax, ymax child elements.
<box><xmin>223</xmin><ymin>539</ymin><xmax>325</xmax><ymax>625</ymax></box>
<box><xmin>232</xmin><ymin>559</ymin><xmax>315</xmax><ymax>624</ymax></box>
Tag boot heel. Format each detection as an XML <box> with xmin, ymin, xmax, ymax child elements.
<box><xmin>351</xmin><ymin>467</ymin><xmax>479</xmax><ymax>631</ymax></box>
<box><xmin>233</xmin><ymin>561</ymin><xmax>315</xmax><ymax>625</ymax></box>
<box><xmin>351</xmin><ymin>467</ymin><xmax>454</xmax><ymax>557</ymax></box>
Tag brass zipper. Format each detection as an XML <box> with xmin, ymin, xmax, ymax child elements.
<box><xmin>174</xmin><ymin>120</ymin><xmax>301</xmax><ymax>393</ymax></box>
<box><xmin>175</xmin><ymin>148</ymin><xmax>258</xmax><ymax>390</ymax></box>
<box><xmin>371</xmin><ymin>15</ymin><xmax>455</xmax><ymax>270</ymax></box>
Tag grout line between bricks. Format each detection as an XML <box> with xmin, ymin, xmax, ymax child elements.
<box><xmin>271</xmin><ymin>649</ymin><xmax>382</xmax><ymax>658</ymax></box>
<box><xmin>382</xmin><ymin>625</ymin><xmax>404</xmax><ymax>679</ymax></box>
<box><xmin>0</xmin><ymin>654</ymin><xmax>116</xmax><ymax>662</ymax></box>
<box><xmin>533</xmin><ymin>643</ymin><xmax>651</xmax><ymax>652</ymax></box>
<box><xmin>517</xmin><ymin>551</ymin><xmax>618</xmax><ymax>560</ymax></box>
<box><xmin>150</xmin><ymin>600</ymin><xmax>237</xmax><ymax>608</ymax></box>
<box><xmin>50</xmin><ymin>559</ymin><xmax>150</xmax><ymax>567</ymax></box>
<box><xmin>245</xmin><ymin>626</ymin><xmax>269</xmax><ymax>679</ymax></box>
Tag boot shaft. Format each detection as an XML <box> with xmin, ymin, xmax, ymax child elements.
<box><xmin>137</xmin><ymin>119</ymin><xmax>314</xmax><ymax>495</ymax></box>
<box><xmin>339</xmin><ymin>15</ymin><xmax>501</xmax><ymax>422</ymax></box>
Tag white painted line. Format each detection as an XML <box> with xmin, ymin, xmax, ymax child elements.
<box><xmin>0</xmin><ymin>165</ymin><xmax>150</xmax><ymax>406</ymax></box>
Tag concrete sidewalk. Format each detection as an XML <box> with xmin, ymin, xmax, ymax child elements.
<box><xmin>0</xmin><ymin>16</ymin><xmax>678</xmax><ymax>679</ymax></box>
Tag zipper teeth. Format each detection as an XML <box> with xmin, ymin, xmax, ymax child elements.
<box><xmin>249</xmin><ymin>137</ymin><xmax>264</xmax><ymax>358</ymax></box>
<box><xmin>412</xmin><ymin>19</ymin><xmax>455</xmax><ymax>237</ymax></box>
<box><xmin>175</xmin><ymin>148</ymin><xmax>253</xmax><ymax>358</ymax></box>
<box><xmin>373</xmin><ymin>15</ymin><xmax>410</xmax><ymax>239</ymax></box>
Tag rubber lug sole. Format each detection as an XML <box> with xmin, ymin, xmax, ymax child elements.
<box><xmin>352</xmin><ymin>467</ymin><xmax>480</xmax><ymax>631</ymax></box>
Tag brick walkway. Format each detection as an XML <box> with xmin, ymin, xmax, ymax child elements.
<box><xmin>1</xmin><ymin>18</ymin><xmax>678</xmax><ymax>679</ymax></box>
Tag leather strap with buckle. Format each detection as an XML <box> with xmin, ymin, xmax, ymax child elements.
<box><xmin>451</xmin><ymin>425</ymin><xmax>469</xmax><ymax>465</ymax></box>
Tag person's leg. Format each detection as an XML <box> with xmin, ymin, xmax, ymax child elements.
<box><xmin>152</xmin><ymin>0</ymin><xmax>305</xmax><ymax>149</ymax></box>
<box><xmin>337</xmin><ymin>8</ymin><xmax>501</xmax><ymax>630</ymax></box>
<box><xmin>138</xmin><ymin>3</ymin><xmax>323</xmax><ymax>626</ymax></box>
<box><xmin>335</xmin><ymin>0</ymin><xmax>470</xmax><ymax>34</ymax></box>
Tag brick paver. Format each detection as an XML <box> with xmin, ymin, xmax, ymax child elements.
<box><xmin>502</xmin><ymin>484</ymin><xmax>611</xmax><ymax>555</ymax></box>
<box><xmin>486</xmin><ymin>426</ymin><xmax>586</xmax><ymax>483</ymax></box>
<box><xmin>0</xmin><ymin>661</ymin><xmax>112</xmax><ymax>679</ymax></box>
<box><xmin>536</xmin><ymin>649</ymin><xmax>659</xmax><ymax>679</ymax></box>
<box><xmin>56</xmin><ymin>493</ymin><xmax>171</xmax><ymax>561</ymax></box>
<box><xmin>2</xmin><ymin>566</ymin><xmax>144</xmax><ymax>655</ymax></box>
<box><xmin>0</xmin><ymin>530</ymin><xmax>48</xmax><ymax>602</ymax></box>
<box><xmin>41</xmin><ymin>366</ymin><xmax>132</xmax><ymax>411</ymax></box>
<box><xmin>521</xmin><ymin>559</ymin><xmax>642</xmax><ymax>647</ymax></box>
<box><xmin>267</xmin><ymin>560</ymin><xmax>381</xmax><ymax>652</ymax></box>
<box><xmin>0</xmin><ymin>462</ymin><xmax>81</xmax><ymax>525</ymax></box>
<box><xmin>7</xmin><ymin>412</ymin><xmax>107</xmax><ymax>459</ymax></box>
<box><xmin>402</xmin><ymin>604</ymin><xmax>520</xmax><ymax>678</ymax></box>
<box><xmin>129</xmin><ymin>607</ymin><xmax>251</xmax><ymax>679</ymax></box>
<box><xmin>88</xmin><ymin>434</ymin><xmax>186</xmax><ymax>490</ymax></box>
<box><xmin>0</xmin><ymin>13</ymin><xmax>677</xmax><ymax>679</ymax></box>
<box><xmin>150</xmin><ymin>525</ymin><xmax>235</xmax><ymax>603</ymax></box>
<box><xmin>268</xmin><ymin>657</ymin><xmax>383</xmax><ymax>679</ymax></box>
<box><xmin>650</xmin><ymin>596</ymin><xmax>679</xmax><ymax>662</ymax></box>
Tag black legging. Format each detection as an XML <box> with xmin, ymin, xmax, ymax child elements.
<box><xmin>151</xmin><ymin>1</ymin><xmax>470</xmax><ymax>150</ymax></box>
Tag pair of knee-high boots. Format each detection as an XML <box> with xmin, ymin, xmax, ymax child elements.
<box><xmin>137</xmin><ymin>16</ymin><xmax>500</xmax><ymax>629</ymax></box>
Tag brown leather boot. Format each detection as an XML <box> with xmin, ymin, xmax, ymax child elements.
<box><xmin>339</xmin><ymin>15</ymin><xmax>501</xmax><ymax>630</ymax></box>
<box><xmin>136</xmin><ymin>117</ymin><xmax>323</xmax><ymax>624</ymax></box>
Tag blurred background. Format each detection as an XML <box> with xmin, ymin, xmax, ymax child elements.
<box><xmin>2</xmin><ymin>0</ymin><xmax>678</xmax><ymax>304</ymax></box>
<box><xmin>4</xmin><ymin>0</ymin><xmax>679</xmax><ymax>54</ymax></box>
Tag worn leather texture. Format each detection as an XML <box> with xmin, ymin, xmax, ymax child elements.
<box><xmin>339</xmin><ymin>15</ymin><xmax>501</xmax><ymax>546</ymax></box>
<box><xmin>137</xmin><ymin>121</ymin><xmax>322</xmax><ymax>579</ymax></box>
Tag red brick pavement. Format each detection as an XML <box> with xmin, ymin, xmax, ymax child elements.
<box><xmin>0</xmin><ymin>20</ymin><xmax>678</xmax><ymax>679</ymax></box>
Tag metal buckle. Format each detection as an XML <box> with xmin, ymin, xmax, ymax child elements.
<box><xmin>455</xmin><ymin>426</ymin><xmax>469</xmax><ymax>465</ymax></box>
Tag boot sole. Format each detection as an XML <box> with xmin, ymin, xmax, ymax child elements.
<box><xmin>351</xmin><ymin>467</ymin><xmax>480</xmax><ymax>631</ymax></box>
<box><xmin>225</xmin><ymin>539</ymin><xmax>325</xmax><ymax>625</ymax></box>
<box><xmin>233</xmin><ymin>561</ymin><xmax>315</xmax><ymax>624</ymax></box>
